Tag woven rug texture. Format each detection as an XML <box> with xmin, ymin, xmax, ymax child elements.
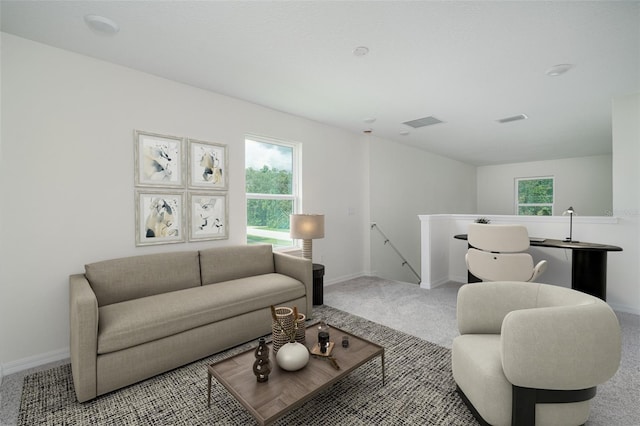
<box><xmin>18</xmin><ymin>305</ymin><xmax>478</xmax><ymax>425</ymax></box>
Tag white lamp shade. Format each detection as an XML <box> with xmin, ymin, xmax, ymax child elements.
<box><xmin>290</xmin><ymin>214</ymin><xmax>324</xmax><ymax>239</ymax></box>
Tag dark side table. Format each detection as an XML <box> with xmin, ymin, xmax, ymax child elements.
<box><xmin>312</xmin><ymin>263</ymin><xmax>325</xmax><ymax>305</ymax></box>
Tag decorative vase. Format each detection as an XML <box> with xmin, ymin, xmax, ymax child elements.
<box><xmin>276</xmin><ymin>341</ymin><xmax>309</xmax><ymax>371</ymax></box>
<box><xmin>271</xmin><ymin>306</ymin><xmax>294</xmax><ymax>354</ymax></box>
<box><xmin>295</xmin><ymin>312</ymin><xmax>306</xmax><ymax>345</ymax></box>
<box><xmin>253</xmin><ymin>337</ymin><xmax>271</xmax><ymax>382</ymax></box>
<box><xmin>254</xmin><ymin>337</ymin><xmax>270</xmax><ymax>360</ymax></box>
<box><xmin>253</xmin><ymin>358</ymin><xmax>271</xmax><ymax>382</ymax></box>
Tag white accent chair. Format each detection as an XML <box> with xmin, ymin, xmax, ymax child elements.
<box><xmin>465</xmin><ymin>223</ymin><xmax>547</xmax><ymax>282</ymax></box>
<box><xmin>452</xmin><ymin>281</ymin><xmax>622</xmax><ymax>426</ymax></box>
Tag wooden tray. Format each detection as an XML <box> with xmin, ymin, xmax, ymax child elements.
<box><xmin>310</xmin><ymin>341</ymin><xmax>335</xmax><ymax>356</ymax></box>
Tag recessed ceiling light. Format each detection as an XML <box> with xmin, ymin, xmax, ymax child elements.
<box><xmin>353</xmin><ymin>46</ymin><xmax>369</xmax><ymax>57</ymax></box>
<box><xmin>363</xmin><ymin>117</ymin><xmax>376</xmax><ymax>124</ymax></box>
<box><xmin>546</xmin><ymin>64</ymin><xmax>574</xmax><ymax>77</ymax></box>
<box><xmin>496</xmin><ymin>114</ymin><xmax>528</xmax><ymax>123</ymax></box>
<box><xmin>399</xmin><ymin>130</ymin><xmax>410</xmax><ymax>136</ymax></box>
<box><xmin>84</xmin><ymin>14</ymin><xmax>120</xmax><ymax>35</ymax></box>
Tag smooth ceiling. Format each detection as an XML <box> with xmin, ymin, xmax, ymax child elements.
<box><xmin>1</xmin><ymin>1</ymin><xmax>639</xmax><ymax>166</ymax></box>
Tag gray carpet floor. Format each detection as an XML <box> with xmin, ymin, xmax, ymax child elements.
<box><xmin>324</xmin><ymin>277</ymin><xmax>640</xmax><ymax>426</ymax></box>
<box><xmin>1</xmin><ymin>276</ymin><xmax>639</xmax><ymax>425</ymax></box>
<box><xmin>13</xmin><ymin>305</ymin><xmax>477</xmax><ymax>426</ymax></box>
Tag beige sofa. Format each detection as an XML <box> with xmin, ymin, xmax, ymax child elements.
<box><xmin>452</xmin><ymin>281</ymin><xmax>621</xmax><ymax>426</ymax></box>
<box><xmin>69</xmin><ymin>244</ymin><xmax>312</xmax><ymax>402</ymax></box>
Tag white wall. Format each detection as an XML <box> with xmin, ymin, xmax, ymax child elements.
<box><xmin>609</xmin><ymin>92</ymin><xmax>640</xmax><ymax>314</ymax></box>
<box><xmin>0</xmin><ymin>34</ymin><xmax>368</xmax><ymax>372</ymax></box>
<box><xmin>477</xmin><ymin>155</ymin><xmax>613</xmax><ymax>216</ymax></box>
<box><xmin>612</xmin><ymin>92</ymin><xmax>640</xmax><ymax>218</ymax></box>
<box><xmin>368</xmin><ymin>136</ymin><xmax>476</xmax><ymax>284</ymax></box>
<box><xmin>419</xmin><ymin>92</ymin><xmax>639</xmax><ymax>313</ymax></box>
<box><xmin>2</xmin><ymin>32</ymin><xmax>637</xmax><ymax>379</ymax></box>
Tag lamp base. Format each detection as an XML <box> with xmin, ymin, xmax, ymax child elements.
<box><xmin>301</xmin><ymin>239</ymin><xmax>313</xmax><ymax>260</ymax></box>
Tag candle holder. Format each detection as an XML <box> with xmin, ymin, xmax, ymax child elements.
<box><xmin>342</xmin><ymin>335</ymin><xmax>349</xmax><ymax>348</ymax></box>
<box><xmin>317</xmin><ymin>321</ymin><xmax>330</xmax><ymax>354</ymax></box>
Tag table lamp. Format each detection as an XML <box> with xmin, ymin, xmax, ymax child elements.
<box><xmin>562</xmin><ymin>206</ymin><xmax>578</xmax><ymax>242</ymax></box>
<box><xmin>290</xmin><ymin>214</ymin><xmax>324</xmax><ymax>260</ymax></box>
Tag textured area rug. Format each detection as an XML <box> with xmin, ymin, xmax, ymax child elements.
<box><xmin>18</xmin><ymin>305</ymin><xmax>478</xmax><ymax>425</ymax></box>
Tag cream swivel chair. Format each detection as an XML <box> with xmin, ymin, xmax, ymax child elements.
<box><xmin>465</xmin><ymin>223</ymin><xmax>547</xmax><ymax>282</ymax></box>
<box><xmin>452</xmin><ymin>281</ymin><xmax>621</xmax><ymax>426</ymax></box>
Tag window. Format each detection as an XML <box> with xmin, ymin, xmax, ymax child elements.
<box><xmin>245</xmin><ymin>136</ymin><xmax>299</xmax><ymax>248</ymax></box>
<box><xmin>516</xmin><ymin>177</ymin><xmax>554</xmax><ymax>215</ymax></box>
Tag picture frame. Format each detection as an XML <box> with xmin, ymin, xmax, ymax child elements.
<box><xmin>135</xmin><ymin>190</ymin><xmax>185</xmax><ymax>246</ymax></box>
<box><xmin>134</xmin><ymin>130</ymin><xmax>185</xmax><ymax>188</ymax></box>
<box><xmin>188</xmin><ymin>139</ymin><xmax>228</xmax><ymax>190</ymax></box>
<box><xmin>188</xmin><ymin>192</ymin><xmax>228</xmax><ymax>241</ymax></box>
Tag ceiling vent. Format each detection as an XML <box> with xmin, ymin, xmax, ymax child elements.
<box><xmin>403</xmin><ymin>116</ymin><xmax>443</xmax><ymax>128</ymax></box>
<box><xmin>497</xmin><ymin>114</ymin><xmax>528</xmax><ymax>123</ymax></box>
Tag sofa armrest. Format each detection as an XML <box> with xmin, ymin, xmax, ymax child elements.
<box><xmin>501</xmin><ymin>303</ymin><xmax>621</xmax><ymax>390</ymax></box>
<box><xmin>456</xmin><ymin>282</ymin><xmax>539</xmax><ymax>335</ymax></box>
<box><xmin>273</xmin><ymin>252</ymin><xmax>313</xmax><ymax>317</ymax></box>
<box><xmin>69</xmin><ymin>274</ymin><xmax>99</xmax><ymax>402</ymax></box>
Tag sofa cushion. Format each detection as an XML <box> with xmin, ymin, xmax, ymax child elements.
<box><xmin>85</xmin><ymin>251</ymin><xmax>201</xmax><ymax>306</ymax></box>
<box><xmin>97</xmin><ymin>273</ymin><xmax>304</xmax><ymax>354</ymax></box>
<box><xmin>199</xmin><ymin>244</ymin><xmax>275</xmax><ymax>285</ymax></box>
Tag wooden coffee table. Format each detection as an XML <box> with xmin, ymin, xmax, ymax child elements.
<box><xmin>207</xmin><ymin>324</ymin><xmax>385</xmax><ymax>425</ymax></box>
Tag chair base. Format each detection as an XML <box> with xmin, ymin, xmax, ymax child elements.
<box><xmin>456</xmin><ymin>385</ymin><xmax>491</xmax><ymax>426</ymax></box>
<box><xmin>456</xmin><ymin>385</ymin><xmax>596</xmax><ymax>426</ymax></box>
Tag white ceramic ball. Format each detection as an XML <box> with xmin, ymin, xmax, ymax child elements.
<box><xmin>276</xmin><ymin>342</ymin><xmax>310</xmax><ymax>371</ymax></box>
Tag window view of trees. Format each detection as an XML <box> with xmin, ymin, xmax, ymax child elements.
<box><xmin>245</xmin><ymin>138</ymin><xmax>297</xmax><ymax>247</ymax></box>
<box><xmin>246</xmin><ymin>165</ymin><xmax>292</xmax><ymax>196</ymax></box>
<box><xmin>246</xmin><ymin>166</ymin><xmax>293</xmax><ymax>230</ymax></box>
<box><xmin>517</xmin><ymin>177</ymin><xmax>554</xmax><ymax>215</ymax></box>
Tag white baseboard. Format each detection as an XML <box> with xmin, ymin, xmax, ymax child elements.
<box><xmin>608</xmin><ymin>301</ymin><xmax>640</xmax><ymax>315</ymax></box>
<box><xmin>449</xmin><ymin>274</ymin><xmax>468</xmax><ymax>285</ymax></box>
<box><xmin>2</xmin><ymin>347</ymin><xmax>70</xmax><ymax>377</ymax></box>
<box><xmin>324</xmin><ymin>271</ymin><xmax>368</xmax><ymax>286</ymax></box>
<box><xmin>420</xmin><ymin>276</ymin><xmax>453</xmax><ymax>289</ymax></box>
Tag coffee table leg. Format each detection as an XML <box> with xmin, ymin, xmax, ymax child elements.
<box><xmin>207</xmin><ymin>371</ymin><xmax>212</xmax><ymax>407</ymax></box>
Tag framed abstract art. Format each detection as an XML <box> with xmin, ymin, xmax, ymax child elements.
<box><xmin>188</xmin><ymin>139</ymin><xmax>228</xmax><ymax>190</ymax></box>
<box><xmin>134</xmin><ymin>130</ymin><xmax>185</xmax><ymax>188</ymax></box>
<box><xmin>135</xmin><ymin>190</ymin><xmax>185</xmax><ymax>246</ymax></box>
<box><xmin>188</xmin><ymin>192</ymin><xmax>228</xmax><ymax>241</ymax></box>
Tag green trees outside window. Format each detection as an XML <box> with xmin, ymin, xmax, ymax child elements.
<box><xmin>246</xmin><ymin>166</ymin><xmax>293</xmax><ymax>230</ymax></box>
<box><xmin>516</xmin><ymin>177</ymin><xmax>554</xmax><ymax>215</ymax></box>
<box><xmin>245</xmin><ymin>138</ymin><xmax>298</xmax><ymax>247</ymax></box>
